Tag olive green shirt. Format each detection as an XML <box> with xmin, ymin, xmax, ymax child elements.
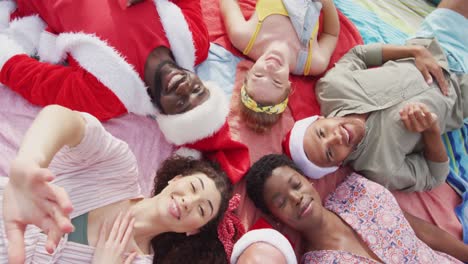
<box><xmin>316</xmin><ymin>38</ymin><xmax>467</xmax><ymax>191</ymax></box>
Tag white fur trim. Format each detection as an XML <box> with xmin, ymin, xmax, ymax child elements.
<box><xmin>230</xmin><ymin>229</ymin><xmax>297</xmax><ymax>264</ymax></box>
<box><xmin>38</xmin><ymin>31</ymin><xmax>63</xmax><ymax>64</ymax></box>
<box><xmin>0</xmin><ymin>34</ymin><xmax>25</xmax><ymax>69</ymax></box>
<box><xmin>153</xmin><ymin>0</ymin><xmax>196</xmax><ymax>71</ymax></box>
<box><xmin>37</xmin><ymin>32</ymin><xmax>158</xmax><ymax>116</ymax></box>
<box><xmin>156</xmin><ymin>81</ymin><xmax>229</xmax><ymax>145</ymax></box>
<box><xmin>7</xmin><ymin>15</ymin><xmax>46</xmax><ymax>55</ymax></box>
<box><xmin>174</xmin><ymin>147</ymin><xmax>202</xmax><ymax>159</ymax></box>
<box><xmin>289</xmin><ymin>116</ymin><xmax>338</xmax><ymax>179</ymax></box>
<box><xmin>0</xmin><ymin>1</ymin><xmax>15</xmax><ymax>30</ymax></box>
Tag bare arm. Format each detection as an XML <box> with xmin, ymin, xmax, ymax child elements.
<box><xmin>320</xmin><ymin>0</ymin><xmax>340</xmax><ymax>38</ymax></box>
<box><xmin>219</xmin><ymin>0</ymin><xmax>250</xmax><ymax>50</ymax></box>
<box><xmin>4</xmin><ymin>105</ymin><xmax>86</xmax><ymax>263</ymax></box>
<box><xmin>311</xmin><ymin>0</ymin><xmax>339</xmax><ymax>74</ymax></box>
<box><xmin>381</xmin><ymin>45</ymin><xmax>424</xmax><ymax>63</ymax></box>
<box><xmin>16</xmin><ymin>105</ymin><xmax>86</xmax><ymax>167</ymax></box>
<box><xmin>422</xmin><ymin>126</ymin><xmax>448</xmax><ymax>163</ymax></box>
<box><xmin>403</xmin><ymin>211</ymin><xmax>468</xmax><ymax>262</ymax></box>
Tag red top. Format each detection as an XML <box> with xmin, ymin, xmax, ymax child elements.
<box><xmin>13</xmin><ymin>0</ymin><xmax>209</xmax><ymax>77</ymax></box>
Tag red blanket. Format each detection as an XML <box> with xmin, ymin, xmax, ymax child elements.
<box><xmin>201</xmin><ymin>0</ymin><xmax>462</xmax><ymax>251</ymax></box>
<box><xmin>202</xmin><ymin>0</ymin><xmax>363</xmax><ymax>120</ymax></box>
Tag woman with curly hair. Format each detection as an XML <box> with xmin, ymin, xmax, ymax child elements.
<box><xmin>2</xmin><ymin>105</ymin><xmax>232</xmax><ymax>264</ymax></box>
<box><xmin>245</xmin><ymin>154</ymin><xmax>468</xmax><ymax>263</ymax></box>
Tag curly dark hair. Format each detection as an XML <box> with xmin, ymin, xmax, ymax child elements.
<box><xmin>151</xmin><ymin>155</ymin><xmax>233</xmax><ymax>264</ymax></box>
<box><xmin>245</xmin><ymin>154</ymin><xmax>302</xmax><ymax>216</ymax></box>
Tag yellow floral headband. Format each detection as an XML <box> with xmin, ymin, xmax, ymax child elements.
<box><xmin>240</xmin><ymin>85</ymin><xmax>288</xmax><ymax>115</ymax></box>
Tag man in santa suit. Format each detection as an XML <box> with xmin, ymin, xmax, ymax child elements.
<box><xmin>0</xmin><ymin>0</ymin><xmax>249</xmax><ymax>183</ymax></box>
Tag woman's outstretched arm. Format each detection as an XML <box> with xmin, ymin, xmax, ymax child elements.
<box><xmin>3</xmin><ymin>105</ymin><xmax>86</xmax><ymax>264</ymax></box>
<box><xmin>403</xmin><ymin>211</ymin><xmax>468</xmax><ymax>262</ymax></box>
<box><xmin>16</xmin><ymin>104</ymin><xmax>86</xmax><ymax>167</ymax></box>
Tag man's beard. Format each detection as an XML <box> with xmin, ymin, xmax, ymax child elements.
<box><xmin>147</xmin><ymin>60</ymin><xmax>184</xmax><ymax>114</ymax></box>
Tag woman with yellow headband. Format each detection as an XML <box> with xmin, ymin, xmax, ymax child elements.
<box><xmin>220</xmin><ymin>0</ymin><xmax>340</xmax><ymax>133</ymax></box>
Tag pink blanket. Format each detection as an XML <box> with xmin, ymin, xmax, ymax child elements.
<box><xmin>0</xmin><ymin>86</ymin><xmax>173</xmax><ymax>197</ymax></box>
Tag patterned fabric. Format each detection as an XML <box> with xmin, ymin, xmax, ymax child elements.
<box><xmin>240</xmin><ymin>85</ymin><xmax>288</xmax><ymax>114</ymax></box>
<box><xmin>302</xmin><ymin>173</ymin><xmax>461</xmax><ymax>264</ymax></box>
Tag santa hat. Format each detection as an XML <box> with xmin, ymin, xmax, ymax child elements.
<box><xmin>156</xmin><ymin>80</ymin><xmax>230</xmax><ymax>145</ymax></box>
<box><xmin>0</xmin><ymin>1</ymin><xmax>16</xmax><ymax>30</ymax></box>
<box><xmin>230</xmin><ymin>228</ymin><xmax>297</xmax><ymax>264</ymax></box>
<box><xmin>282</xmin><ymin>116</ymin><xmax>338</xmax><ymax>179</ymax></box>
<box><xmin>183</xmin><ymin>121</ymin><xmax>251</xmax><ymax>184</ymax></box>
<box><xmin>0</xmin><ymin>33</ymin><xmax>25</xmax><ymax>69</ymax></box>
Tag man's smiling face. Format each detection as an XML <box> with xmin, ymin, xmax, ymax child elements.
<box><xmin>150</xmin><ymin>61</ymin><xmax>210</xmax><ymax>114</ymax></box>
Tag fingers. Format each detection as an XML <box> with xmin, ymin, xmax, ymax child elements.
<box><xmin>45</xmin><ymin>224</ymin><xmax>62</xmax><ymax>254</ymax></box>
<box><xmin>124</xmin><ymin>252</ymin><xmax>138</xmax><ymax>264</ymax></box>
<box><xmin>33</xmin><ymin>168</ymin><xmax>55</xmax><ymax>183</ymax></box>
<box><xmin>117</xmin><ymin>212</ymin><xmax>133</xmax><ymax>244</ymax></box>
<box><xmin>400</xmin><ymin>103</ymin><xmax>436</xmax><ymax>132</ymax></box>
<box><xmin>5</xmin><ymin>222</ymin><xmax>26</xmax><ymax>264</ymax></box>
<box><xmin>421</xmin><ymin>68</ymin><xmax>432</xmax><ymax>85</ymax></box>
<box><xmin>50</xmin><ymin>185</ymin><xmax>73</xmax><ymax>215</ymax></box>
<box><xmin>108</xmin><ymin>212</ymin><xmax>123</xmax><ymax>242</ymax></box>
<box><xmin>40</xmin><ymin>217</ymin><xmax>63</xmax><ymax>254</ymax></box>
<box><xmin>96</xmin><ymin>219</ymin><xmax>109</xmax><ymax>248</ymax></box>
<box><xmin>120</xmin><ymin>216</ymin><xmax>135</xmax><ymax>247</ymax></box>
<box><xmin>430</xmin><ymin>66</ymin><xmax>448</xmax><ymax>96</ymax></box>
<box><xmin>40</xmin><ymin>199</ymin><xmax>73</xmax><ymax>234</ymax></box>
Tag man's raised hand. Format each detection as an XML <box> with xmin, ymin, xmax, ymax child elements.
<box><xmin>399</xmin><ymin>102</ymin><xmax>440</xmax><ymax>134</ymax></box>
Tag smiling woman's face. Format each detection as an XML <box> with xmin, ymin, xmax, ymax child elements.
<box><xmin>263</xmin><ymin>166</ymin><xmax>323</xmax><ymax>232</ymax></box>
<box><xmin>246</xmin><ymin>50</ymin><xmax>290</xmax><ymax>105</ymax></box>
<box><xmin>156</xmin><ymin>173</ymin><xmax>222</xmax><ymax>233</ymax></box>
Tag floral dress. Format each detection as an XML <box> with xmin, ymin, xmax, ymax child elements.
<box><xmin>302</xmin><ymin>173</ymin><xmax>461</xmax><ymax>264</ymax></box>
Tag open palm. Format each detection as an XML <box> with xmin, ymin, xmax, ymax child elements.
<box><xmin>3</xmin><ymin>159</ymin><xmax>74</xmax><ymax>264</ymax></box>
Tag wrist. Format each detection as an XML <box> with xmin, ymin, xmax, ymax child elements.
<box><xmin>410</xmin><ymin>46</ymin><xmax>428</xmax><ymax>59</ymax></box>
<box><xmin>407</xmin><ymin>45</ymin><xmax>424</xmax><ymax>57</ymax></box>
<box><xmin>14</xmin><ymin>152</ymin><xmax>47</xmax><ymax>168</ymax></box>
<box><xmin>423</xmin><ymin>123</ymin><xmax>441</xmax><ymax>135</ymax></box>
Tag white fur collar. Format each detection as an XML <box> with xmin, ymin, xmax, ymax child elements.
<box><xmin>153</xmin><ymin>0</ymin><xmax>196</xmax><ymax>72</ymax></box>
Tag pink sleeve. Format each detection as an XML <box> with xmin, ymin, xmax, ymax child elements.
<box><xmin>172</xmin><ymin>0</ymin><xmax>209</xmax><ymax>65</ymax></box>
<box><xmin>56</xmin><ymin>112</ymin><xmax>135</xmax><ymax>167</ymax></box>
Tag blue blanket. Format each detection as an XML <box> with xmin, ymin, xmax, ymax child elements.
<box><xmin>196</xmin><ymin>43</ymin><xmax>242</xmax><ymax>100</ymax></box>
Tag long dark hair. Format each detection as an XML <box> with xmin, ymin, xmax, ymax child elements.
<box><xmin>151</xmin><ymin>156</ymin><xmax>232</xmax><ymax>264</ymax></box>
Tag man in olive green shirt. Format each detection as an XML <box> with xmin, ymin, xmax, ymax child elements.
<box><xmin>298</xmin><ymin>1</ymin><xmax>467</xmax><ymax>191</ymax></box>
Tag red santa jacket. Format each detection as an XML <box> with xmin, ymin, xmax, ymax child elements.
<box><xmin>0</xmin><ymin>0</ymin><xmax>250</xmax><ymax>183</ymax></box>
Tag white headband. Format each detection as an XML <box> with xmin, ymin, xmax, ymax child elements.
<box><xmin>289</xmin><ymin>116</ymin><xmax>338</xmax><ymax>179</ymax></box>
<box><xmin>230</xmin><ymin>229</ymin><xmax>297</xmax><ymax>264</ymax></box>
